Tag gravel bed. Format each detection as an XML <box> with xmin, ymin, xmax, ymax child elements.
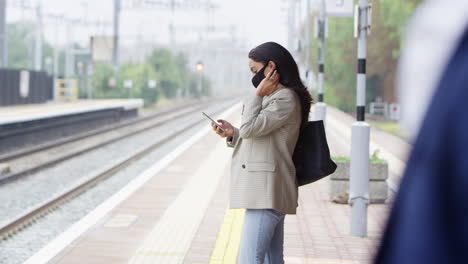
<box><xmin>5</xmin><ymin>103</ymin><xmax>206</xmax><ymax>173</ymax></box>
<box><xmin>0</xmin><ymin>96</ymin><xmax>206</xmax><ymax>157</ymax></box>
<box><xmin>0</xmin><ymin>99</ymin><xmax>238</xmax><ymax>264</ymax></box>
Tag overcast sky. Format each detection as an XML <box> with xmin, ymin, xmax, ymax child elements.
<box><xmin>6</xmin><ymin>0</ymin><xmax>322</xmax><ymax>50</ymax></box>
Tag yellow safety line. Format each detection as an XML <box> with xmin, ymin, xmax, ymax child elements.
<box><xmin>209</xmin><ymin>207</ymin><xmax>245</xmax><ymax>264</ymax></box>
<box><xmin>208</xmin><ymin>208</ymin><xmax>362</xmax><ymax>264</ymax></box>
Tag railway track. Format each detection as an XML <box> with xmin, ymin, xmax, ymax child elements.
<box><xmin>0</xmin><ymin>98</ymin><xmax>240</xmax><ymax>240</ymax></box>
<box><xmin>0</xmin><ymin>96</ymin><xmax>232</xmax><ymax>184</ymax></box>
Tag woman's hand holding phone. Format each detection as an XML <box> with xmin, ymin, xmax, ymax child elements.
<box><xmin>212</xmin><ymin>119</ymin><xmax>234</xmax><ymax>138</ymax></box>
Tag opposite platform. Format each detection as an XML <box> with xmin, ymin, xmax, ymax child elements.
<box><xmin>0</xmin><ymin>99</ymin><xmax>144</xmax><ymax>153</ymax></box>
<box><xmin>0</xmin><ymin>99</ymin><xmax>143</xmax><ymax>125</ymax></box>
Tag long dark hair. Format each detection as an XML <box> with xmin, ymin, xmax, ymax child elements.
<box><xmin>248</xmin><ymin>41</ymin><xmax>313</xmax><ymax>132</ymax></box>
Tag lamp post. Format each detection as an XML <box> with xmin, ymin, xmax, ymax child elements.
<box><xmin>148</xmin><ymin>79</ymin><xmax>157</xmax><ymax>105</ymax></box>
<box><xmin>196</xmin><ymin>61</ymin><xmax>204</xmax><ymax>97</ymax></box>
<box><xmin>123</xmin><ymin>79</ymin><xmax>133</xmax><ymax>98</ymax></box>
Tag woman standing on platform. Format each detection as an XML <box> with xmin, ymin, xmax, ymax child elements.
<box><xmin>211</xmin><ymin>42</ymin><xmax>313</xmax><ymax>264</ymax></box>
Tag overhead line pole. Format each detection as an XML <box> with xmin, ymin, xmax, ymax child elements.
<box><xmin>113</xmin><ymin>0</ymin><xmax>120</xmax><ymax>73</ymax></box>
<box><xmin>34</xmin><ymin>4</ymin><xmax>43</xmax><ymax>71</ymax></box>
<box><xmin>288</xmin><ymin>0</ymin><xmax>296</xmax><ymax>52</ymax></box>
<box><xmin>0</xmin><ymin>0</ymin><xmax>6</xmax><ymax>68</ymax></box>
<box><xmin>305</xmin><ymin>0</ymin><xmax>311</xmax><ymax>84</ymax></box>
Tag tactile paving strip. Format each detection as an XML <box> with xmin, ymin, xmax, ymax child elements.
<box><xmin>128</xmin><ymin>137</ymin><xmax>231</xmax><ymax>264</ymax></box>
<box><xmin>209</xmin><ymin>208</ymin><xmax>245</xmax><ymax>264</ymax></box>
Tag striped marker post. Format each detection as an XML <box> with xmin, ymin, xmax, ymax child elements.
<box><xmin>315</xmin><ymin>0</ymin><xmax>327</xmax><ymax>122</ymax></box>
<box><xmin>349</xmin><ymin>0</ymin><xmax>371</xmax><ymax>237</ymax></box>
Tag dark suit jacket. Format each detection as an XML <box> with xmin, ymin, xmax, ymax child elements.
<box><xmin>374</xmin><ymin>28</ymin><xmax>468</xmax><ymax>263</ymax></box>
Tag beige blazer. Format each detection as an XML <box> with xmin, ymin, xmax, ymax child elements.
<box><xmin>226</xmin><ymin>86</ymin><xmax>302</xmax><ymax>214</ymax></box>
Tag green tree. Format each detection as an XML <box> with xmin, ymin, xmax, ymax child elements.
<box><xmin>91</xmin><ymin>63</ymin><xmax>116</xmax><ymax>97</ymax></box>
<box><xmin>147</xmin><ymin>48</ymin><xmax>182</xmax><ymax>99</ymax></box>
<box><xmin>7</xmin><ymin>21</ymin><xmax>58</xmax><ymax>72</ymax></box>
<box><xmin>91</xmin><ymin>62</ymin><xmax>160</xmax><ymax>106</ymax></box>
<box><xmin>309</xmin><ymin>16</ymin><xmax>356</xmax><ymax>111</ymax></box>
<box><xmin>117</xmin><ymin>62</ymin><xmax>160</xmax><ymax>105</ymax></box>
<box><xmin>174</xmin><ymin>52</ymin><xmax>191</xmax><ymax>96</ymax></box>
<box><xmin>306</xmin><ymin>0</ymin><xmax>420</xmax><ymax>112</ymax></box>
<box><xmin>90</xmin><ymin>47</ymin><xmax>211</xmax><ymax>107</ymax></box>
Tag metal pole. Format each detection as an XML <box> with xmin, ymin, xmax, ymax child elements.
<box><xmin>65</xmin><ymin>22</ymin><xmax>74</xmax><ymax>78</ymax></box>
<box><xmin>305</xmin><ymin>0</ymin><xmax>310</xmax><ymax>79</ymax></box>
<box><xmin>52</xmin><ymin>20</ymin><xmax>60</xmax><ymax>101</ymax></box>
<box><xmin>315</xmin><ymin>0</ymin><xmax>327</xmax><ymax>121</ymax></box>
<box><xmin>349</xmin><ymin>0</ymin><xmax>371</xmax><ymax>237</ymax></box>
<box><xmin>287</xmin><ymin>0</ymin><xmax>295</xmax><ymax>52</ymax></box>
<box><xmin>34</xmin><ymin>5</ymin><xmax>43</xmax><ymax>71</ymax></box>
<box><xmin>87</xmin><ymin>63</ymin><xmax>93</xmax><ymax>99</ymax></box>
<box><xmin>53</xmin><ymin>26</ymin><xmax>59</xmax><ymax>76</ymax></box>
<box><xmin>198</xmin><ymin>72</ymin><xmax>202</xmax><ymax>97</ymax></box>
<box><xmin>296</xmin><ymin>0</ymin><xmax>301</xmax><ymax>56</ymax></box>
<box><xmin>169</xmin><ymin>0</ymin><xmax>175</xmax><ymax>51</ymax></box>
<box><xmin>113</xmin><ymin>0</ymin><xmax>120</xmax><ymax>73</ymax></box>
<box><xmin>0</xmin><ymin>0</ymin><xmax>6</xmax><ymax>68</ymax></box>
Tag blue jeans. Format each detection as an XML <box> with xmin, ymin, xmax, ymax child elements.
<box><xmin>238</xmin><ymin>208</ymin><xmax>286</xmax><ymax>264</ymax></box>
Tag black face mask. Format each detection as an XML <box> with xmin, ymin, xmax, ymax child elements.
<box><xmin>251</xmin><ymin>64</ymin><xmax>267</xmax><ymax>88</ymax></box>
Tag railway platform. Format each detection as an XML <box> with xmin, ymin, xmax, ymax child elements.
<box><xmin>0</xmin><ymin>99</ymin><xmax>143</xmax><ymax>154</ymax></box>
<box><xmin>24</xmin><ymin>103</ymin><xmax>403</xmax><ymax>264</ymax></box>
<box><xmin>0</xmin><ymin>99</ymin><xmax>143</xmax><ymax>126</ymax></box>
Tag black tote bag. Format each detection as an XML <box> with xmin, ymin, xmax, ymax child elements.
<box><xmin>292</xmin><ymin>120</ymin><xmax>337</xmax><ymax>186</ymax></box>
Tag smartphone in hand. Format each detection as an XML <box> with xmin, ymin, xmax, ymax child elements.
<box><xmin>202</xmin><ymin>112</ymin><xmax>225</xmax><ymax>132</ymax></box>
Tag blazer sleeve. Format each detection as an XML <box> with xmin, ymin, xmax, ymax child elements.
<box><xmin>239</xmin><ymin>89</ymin><xmax>297</xmax><ymax>139</ymax></box>
<box><xmin>226</xmin><ymin>127</ymin><xmax>240</xmax><ymax>148</ymax></box>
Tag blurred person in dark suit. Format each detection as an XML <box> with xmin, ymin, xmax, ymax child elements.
<box><xmin>375</xmin><ymin>1</ymin><xmax>468</xmax><ymax>263</ymax></box>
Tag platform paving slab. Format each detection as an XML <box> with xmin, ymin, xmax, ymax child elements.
<box><xmin>42</xmin><ymin>102</ymin><xmax>394</xmax><ymax>264</ymax></box>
